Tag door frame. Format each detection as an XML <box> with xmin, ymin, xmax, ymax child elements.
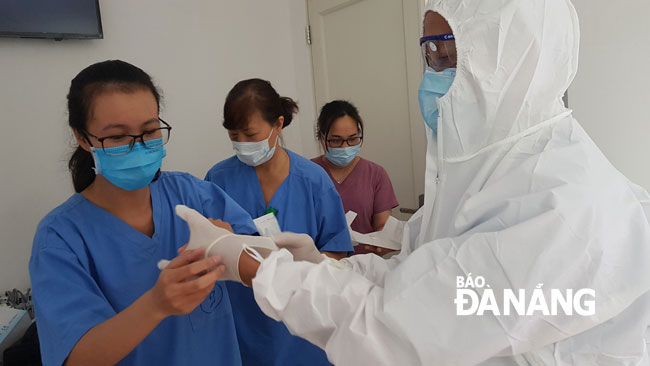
<box><xmin>302</xmin><ymin>0</ymin><xmax>427</xmax><ymax>206</ymax></box>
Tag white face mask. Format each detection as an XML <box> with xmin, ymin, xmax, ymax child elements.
<box><xmin>232</xmin><ymin>128</ymin><xmax>277</xmax><ymax>167</ymax></box>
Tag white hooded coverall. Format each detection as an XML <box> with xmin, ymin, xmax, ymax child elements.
<box><xmin>252</xmin><ymin>0</ymin><xmax>650</xmax><ymax>364</ymax></box>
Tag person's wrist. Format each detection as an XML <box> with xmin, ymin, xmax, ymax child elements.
<box><xmin>238</xmin><ymin>251</ymin><xmax>261</xmax><ymax>287</ymax></box>
<box><xmin>141</xmin><ymin>289</ymin><xmax>169</xmax><ymax>322</ymax></box>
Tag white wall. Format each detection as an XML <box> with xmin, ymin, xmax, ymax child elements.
<box><xmin>570</xmin><ymin>0</ymin><xmax>650</xmax><ymax>189</ymax></box>
<box><xmin>2</xmin><ymin>0</ymin><xmax>648</xmax><ymax>294</ymax></box>
<box><xmin>0</xmin><ymin>0</ymin><xmax>318</xmax><ymax>292</ymax></box>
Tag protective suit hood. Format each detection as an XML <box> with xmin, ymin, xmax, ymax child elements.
<box><xmin>426</xmin><ymin>0</ymin><xmax>579</xmax><ymax>160</ymax></box>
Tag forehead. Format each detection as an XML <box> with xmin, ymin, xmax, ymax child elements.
<box><xmin>329</xmin><ymin>115</ymin><xmax>359</xmax><ymax>135</ymax></box>
<box><xmin>423</xmin><ymin>11</ymin><xmax>453</xmax><ymax>37</ymax></box>
<box><xmin>230</xmin><ymin>110</ymin><xmax>271</xmax><ymax>132</ymax></box>
<box><xmin>88</xmin><ymin>89</ymin><xmax>157</xmax><ymax>128</ymax></box>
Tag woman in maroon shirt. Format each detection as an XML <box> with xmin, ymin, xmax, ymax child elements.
<box><xmin>311</xmin><ymin>100</ymin><xmax>399</xmax><ymax>255</ymax></box>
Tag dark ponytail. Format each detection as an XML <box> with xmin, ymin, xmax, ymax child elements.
<box><xmin>223</xmin><ymin>78</ymin><xmax>298</xmax><ymax>130</ymax></box>
<box><xmin>279</xmin><ymin>96</ymin><xmax>298</xmax><ymax>128</ymax></box>
<box><xmin>66</xmin><ymin>60</ymin><xmax>161</xmax><ymax>192</ymax></box>
<box><xmin>68</xmin><ymin>147</ymin><xmax>95</xmax><ymax>193</ymax></box>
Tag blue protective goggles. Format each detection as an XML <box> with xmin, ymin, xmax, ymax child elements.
<box><xmin>420</xmin><ymin>33</ymin><xmax>457</xmax><ymax>72</ymax></box>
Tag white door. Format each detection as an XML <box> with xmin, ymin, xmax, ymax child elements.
<box><xmin>307</xmin><ymin>0</ymin><xmax>427</xmax><ymax>219</ymax></box>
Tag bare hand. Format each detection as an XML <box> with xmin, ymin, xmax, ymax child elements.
<box><xmin>361</xmin><ymin>244</ymin><xmax>398</xmax><ymax>257</ymax></box>
<box><xmin>149</xmin><ymin>248</ymin><xmax>225</xmax><ymax>318</ymax></box>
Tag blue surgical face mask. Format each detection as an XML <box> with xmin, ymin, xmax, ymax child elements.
<box><xmin>232</xmin><ymin>129</ymin><xmax>277</xmax><ymax>167</ymax></box>
<box><xmin>326</xmin><ymin>145</ymin><xmax>361</xmax><ymax>167</ymax></box>
<box><xmin>418</xmin><ymin>67</ymin><xmax>456</xmax><ymax>134</ymax></box>
<box><xmin>91</xmin><ymin>138</ymin><xmax>166</xmax><ymax>191</ymax></box>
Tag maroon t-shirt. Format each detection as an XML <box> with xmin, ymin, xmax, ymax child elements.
<box><xmin>312</xmin><ymin>156</ymin><xmax>399</xmax><ymax>235</ymax></box>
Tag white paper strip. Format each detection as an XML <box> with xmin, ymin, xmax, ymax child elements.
<box><xmin>345</xmin><ymin>211</ymin><xmax>404</xmax><ymax>251</ymax></box>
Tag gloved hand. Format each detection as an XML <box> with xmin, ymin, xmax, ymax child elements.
<box><xmin>271</xmin><ymin>232</ymin><xmax>327</xmax><ymax>263</ymax></box>
<box><xmin>159</xmin><ymin>205</ymin><xmax>278</xmax><ymax>284</ymax></box>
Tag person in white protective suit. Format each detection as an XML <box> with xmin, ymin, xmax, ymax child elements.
<box><xmin>201</xmin><ymin>0</ymin><xmax>650</xmax><ymax>364</ymax></box>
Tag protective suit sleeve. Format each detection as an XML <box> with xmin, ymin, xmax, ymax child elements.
<box><xmin>253</xmin><ymin>204</ymin><xmax>650</xmax><ymax>365</ymax></box>
<box><xmin>338</xmin><ymin>252</ymin><xmax>404</xmax><ymax>287</ymax></box>
<box><xmin>253</xmin><ymin>249</ymin><xmax>420</xmax><ymax>366</ymax></box>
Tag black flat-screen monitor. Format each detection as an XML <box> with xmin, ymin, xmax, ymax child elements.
<box><xmin>0</xmin><ymin>0</ymin><xmax>103</xmax><ymax>40</ymax></box>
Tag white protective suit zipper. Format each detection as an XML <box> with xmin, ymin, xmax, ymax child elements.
<box><xmin>428</xmin><ymin>103</ymin><xmax>446</xmax><ymax>240</ymax></box>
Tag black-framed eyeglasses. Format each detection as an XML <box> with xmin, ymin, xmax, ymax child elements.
<box><xmin>85</xmin><ymin>118</ymin><xmax>172</xmax><ymax>156</ymax></box>
<box><xmin>326</xmin><ymin>136</ymin><xmax>363</xmax><ymax>148</ymax></box>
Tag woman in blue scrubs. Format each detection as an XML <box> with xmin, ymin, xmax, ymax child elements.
<box><xmin>205</xmin><ymin>78</ymin><xmax>353</xmax><ymax>365</ymax></box>
<box><xmin>29</xmin><ymin>60</ymin><xmax>257</xmax><ymax>366</ymax></box>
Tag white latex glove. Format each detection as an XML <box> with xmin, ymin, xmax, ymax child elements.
<box><xmin>271</xmin><ymin>232</ymin><xmax>327</xmax><ymax>264</ymax></box>
<box><xmin>158</xmin><ymin>205</ymin><xmax>278</xmax><ymax>283</ymax></box>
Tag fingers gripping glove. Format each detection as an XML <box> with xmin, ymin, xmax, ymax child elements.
<box><xmin>162</xmin><ymin>205</ymin><xmax>278</xmax><ymax>283</ymax></box>
<box><xmin>270</xmin><ymin>232</ymin><xmax>328</xmax><ymax>264</ymax></box>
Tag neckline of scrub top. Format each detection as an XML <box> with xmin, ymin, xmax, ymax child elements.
<box><xmin>74</xmin><ymin>184</ymin><xmax>163</xmax><ymax>246</ymax></box>
<box><xmin>321</xmin><ymin>156</ymin><xmax>364</xmax><ymax>187</ymax></box>
<box><xmin>248</xmin><ymin>147</ymin><xmax>294</xmax><ymax>216</ymax></box>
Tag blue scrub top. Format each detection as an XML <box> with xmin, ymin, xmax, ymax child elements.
<box><xmin>29</xmin><ymin>172</ymin><xmax>257</xmax><ymax>366</ymax></box>
<box><xmin>205</xmin><ymin>149</ymin><xmax>352</xmax><ymax>366</ymax></box>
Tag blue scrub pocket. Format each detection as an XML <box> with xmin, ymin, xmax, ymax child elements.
<box><xmin>188</xmin><ymin>282</ymin><xmax>226</xmax><ymax>331</ymax></box>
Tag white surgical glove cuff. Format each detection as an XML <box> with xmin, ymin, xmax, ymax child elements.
<box><xmin>170</xmin><ymin>205</ymin><xmax>278</xmax><ymax>283</ymax></box>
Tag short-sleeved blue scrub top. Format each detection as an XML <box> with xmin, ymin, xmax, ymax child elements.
<box><xmin>29</xmin><ymin>172</ymin><xmax>257</xmax><ymax>366</ymax></box>
<box><xmin>205</xmin><ymin>149</ymin><xmax>353</xmax><ymax>366</ymax></box>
